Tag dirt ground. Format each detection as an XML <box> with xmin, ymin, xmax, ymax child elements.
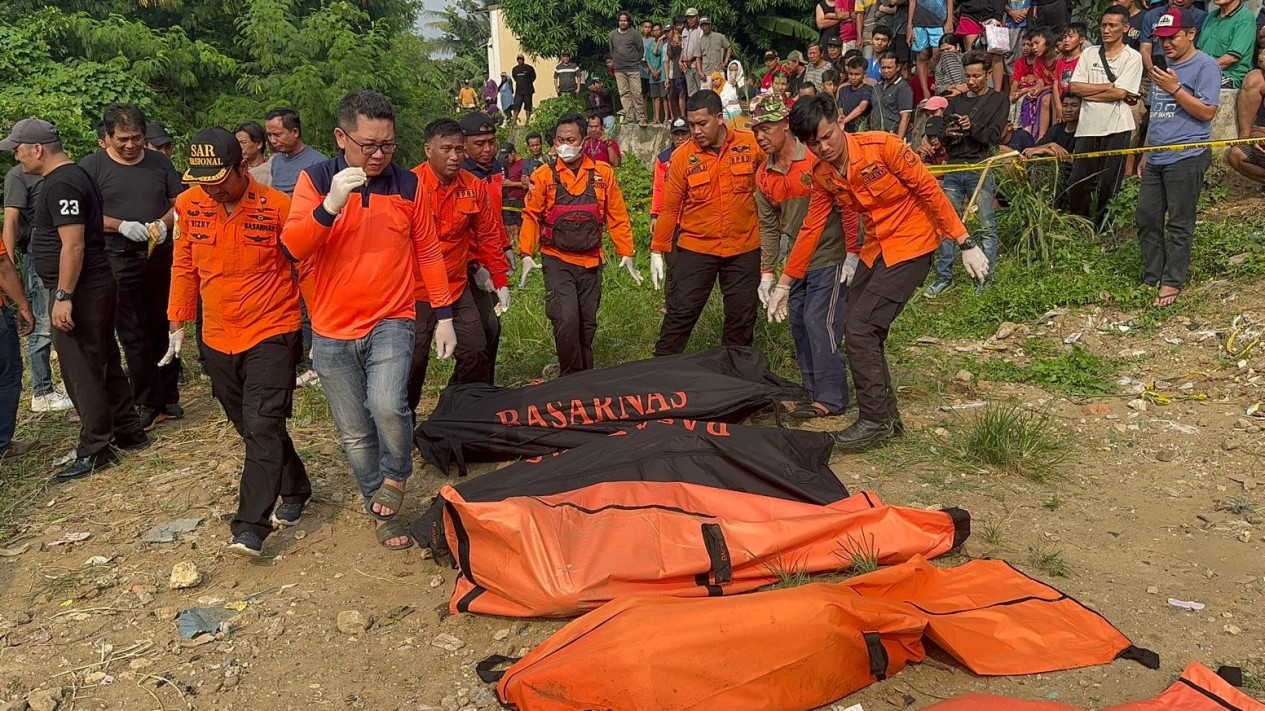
<box><xmin>1</xmin><ymin>281</ymin><xmax>1264</xmax><ymax>711</ymax></box>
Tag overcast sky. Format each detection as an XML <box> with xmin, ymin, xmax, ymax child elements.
<box><xmin>413</xmin><ymin>0</ymin><xmax>449</xmax><ymax>39</ymax></box>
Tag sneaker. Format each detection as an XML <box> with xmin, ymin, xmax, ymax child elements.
<box><xmin>295</xmin><ymin>370</ymin><xmax>320</xmax><ymax>388</ymax></box>
<box><xmin>136</xmin><ymin>405</ymin><xmax>162</xmax><ymax>430</ymax></box>
<box><xmin>31</xmin><ymin>392</ymin><xmax>74</xmax><ymax>413</ymax></box>
<box><xmin>923</xmin><ymin>278</ymin><xmax>952</xmax><ymax>297</ymax></box>
<box><xmin>227</xmin><ymin>531</ymin><xmax>263</xmax><ymax>558</ymax></box>
<box><xmin>270</xmin><ymin>498</ymin><xmax>310</xmax><ymax>528</ymax></box>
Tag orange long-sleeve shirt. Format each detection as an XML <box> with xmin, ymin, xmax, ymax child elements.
<box><xmin>518</xmin><ymin>157</ymin><xmax>635</xmax><ymax>269</ymax></box>
<box><xmin>169</xmin><ymin>177</ymin><xmax>300</xmax><ymax>355</ymax></box>
<box><xmin>650</xmin><ymin>127</ymin><xmax>765</xmax><ymax>257</ymax></box>
<box><xmin>412</xmin><ymin>164</ymin><xmax>510</xmax><ymax>300</ymax></box>
<box><xmin>796</xmin><ymin>132</ymin><xmax>966</xmax><ymax>269</ymax></box>
<box><xmin>281</xmin><ymin>154</ymin><xmax>453</xmax><ymax>340</ymax></box>
<box><xmin>649</xmin><ymin>146</ymin><xmax>673</xmax><ymax>217</ymax></box>
<box><xmin>757</xmin><ymin>141</ymin><xmax>860</xmax><ymax>281</ymax></box>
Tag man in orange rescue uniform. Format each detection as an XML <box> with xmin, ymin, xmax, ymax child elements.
<box><xmin>519</xmin><ymin>113</ymin><xmax>642</xmax><ymax>374</ymax></box>
<box><xmin>650</xmin><ymin>90</ymin><xmax>765</xmax><ymax>356</ymax></box>
<box><xmin>648</xmin><ymin>117</ymin><xmax>692</xmax><ymax>239</ymax></box>
<box><xmin>407</xmin><ymin>118</ymin><xmax>508</xmax><ymax>411</ymax></box>
<box><xmin>784</xmin><ymin>95</ymin><xmax>989</xmax><ymax>451</ymax></box>
<box><xmin>168</xmin><ymin>127</ymin><xmax>308</xmax><ymax>558</ymax></box>
<box><xmin>282</xmin><ymin>91</ymin><xmax>453</xmax><ymax>551</ymax></box>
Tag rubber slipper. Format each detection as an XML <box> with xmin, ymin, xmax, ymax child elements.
<box><xmin>375</xmin><ymin>518</ymin><xmax>415</xmax><ymax>551</ymax></box>
<box><xmin>367</xmin><ymin>481</ymin><xmax>405</xmax><ymax>521</ymax></box>
<box><xmin>788</xmin><ymin>402</ymin><xmax>835</xmax><ymax>419</ymax></box>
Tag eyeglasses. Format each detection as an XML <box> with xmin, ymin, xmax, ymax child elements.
<box><xmin>343</xmin><ymin>132</ymin><xmax>397</xmax><ymax>156</ymax></box>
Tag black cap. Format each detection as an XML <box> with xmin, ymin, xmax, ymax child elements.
<box><xmin>499</xmin><ymin>141</ymin><xmax>516</xmax><ymax>153</ymax></box>
<box><xmin>826</xmin><ymin>36</ymin><xmax>842</xmax><ymax>46</ymax></box>
<box><xmin>669</xmin><ymin>117</ymin><xmax>689</xmax><ymax>134</ymax></box>
<box><xmin>459</xmin><ymin>112</ymin><xmax>498</xmax><ymax>137</ymax></box>
<box><xmin>182</xmin><ymin>127</ymin><xmax>242</xmax><ymax>184</ymax></box>
<box><xmin>145</xmin><ymin>121</ymin><xmax>173</xmax><ymax>147</ymax></box>
<box><xmin>0</xmin><ymin>118</ymin><xmax>60</xmax><ymax>150</ymax></box>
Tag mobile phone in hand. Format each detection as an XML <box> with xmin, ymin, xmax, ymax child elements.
<box><xmin>1153</xmin><ymin>55</ymin><xmax>1168</xmax><ymax>72</ymax></box>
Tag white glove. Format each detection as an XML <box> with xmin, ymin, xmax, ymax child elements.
<box><xmin>504</xmin><ymin>248</ymin><xmax>517</xmax><ymax>272</ymax></box>
<box><xmin>767</xmin><ymin>284</ymin><xmax>791</xmax><ymax>323</ymax></box>
<box><xmin>619</xmin><ymin>256</ymin><xmax>644</xmax><ymax>285</ymax></box>
<box><xmin>434</xmin><ymin>318</ymin><xmax>457</xmax><ymax>359</ymax></box>
<box><xmin>757</xmin><ymin>272</ymin><xmax>774</xmax><ymax>307</ymax></box>
<box><xmin>961</xmin><ymin>244</ymin><xmax>990</xmax><ymax>283</ymax></box>
<box><xmin>519</xmin><ymin>256</ymin><xmax>541</xmax><ymax>289</ymax></box>
<box><xmin>650</xmin><ymin>252</ymin><xmax>667</xmax><ymax>290</ymax></box>
<box><xmin>149</xmin><ymin>220</ymin><xmax>170</xmax><ymax>245</ymax></box>
<box><xmin>841</xmin><ymin>252</ymin><xmax>859</xmax><ymax>285</ymax></box>
<box><xmin>118</xmin><ymin>220</ymin><xmax>150</xmax><ymax>243</ymax></box>
<box><xmin>494</xmin><ymin>286</ymin><xmax>511</xmax><ymax>316</ymax></box>
<box><xmin>158</xmin><ymin>329</ymin><xmax>184</xmax><ymax>367</ymax></box>
<box><xmin>473</xmin><ymin>266</ymin><xmax>495</xmax><ymax>292</ymax></box>
<box><xmin>322</xmin><ymin>166</ymin><xmax>368</xmax><ymax>215</ymax></box>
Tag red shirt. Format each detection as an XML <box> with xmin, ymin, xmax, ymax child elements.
<box><xmin>584</xmin><ymin>137</ymin><xmax>622</xmax><ymax>165</ymax></box>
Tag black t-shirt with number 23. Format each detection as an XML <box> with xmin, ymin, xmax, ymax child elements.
<box><xmin>30</xmin><ymin>163</ymin><xmax>113</xmax><ymax>290</ymax></box>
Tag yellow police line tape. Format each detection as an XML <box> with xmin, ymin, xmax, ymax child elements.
<box><xmin>925</xmin><ymin>136</ymin><xmax>1264</xmax><ymax>176</ymax></box>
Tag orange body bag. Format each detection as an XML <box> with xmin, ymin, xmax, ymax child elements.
<box><xmin>441</xmin><ymin>483</ymin><xmax>969</xmax><ymax>617</ymax></box>
<box><xmin>491</xmin><ymin>584</ymin><xmax>928</xmax><ymax>711</ymax></box>
<box><xmin>923</xmin><ymin>663</ymin><xmax>1265</xmax><ymax>711</ymax></box>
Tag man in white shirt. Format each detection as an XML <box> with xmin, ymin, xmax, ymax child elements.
<box><xmin>1067</xmin><ymin>5</ymin><xmax>1143</xmax><ymax>227</ymax></box>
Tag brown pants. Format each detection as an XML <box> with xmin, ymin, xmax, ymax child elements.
<box><xmin>845</xmin><ymin>251</ymin><xmax>933</xmax><ymax>422</ymax></box>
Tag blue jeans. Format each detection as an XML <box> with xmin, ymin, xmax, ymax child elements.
<box><xmin>22</xmin><ymin>254</ymin><xmax>53</xmax><ymax>395</ymax></box>
<box><xmin>0</xmin><ymin>307</ymin><xmax>21</xmax><ymax>453</ymax></box>
<box><xmin>789</xmin><ymin>264</ymin><xmax>850</xmax><ymax>414</ymax></box>
<box><xmin>312</xmin><ymin>318</ymin><xmax>415</xmax><ymax>501</ymax></box>
<box><xmin>935</xmin><ymin>169</ymin><xmax>998</xmax><ymax>283</ymax></box>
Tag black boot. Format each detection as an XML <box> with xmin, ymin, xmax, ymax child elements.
<box><xmin>55</xmin><ymin>450</ymin><xmax>120</xmax><ymax>481</ymax></box>
<box><xmin>829</xmin><ymin>416</ymin><xmax>901</xmax><ymax>452</ymax></box>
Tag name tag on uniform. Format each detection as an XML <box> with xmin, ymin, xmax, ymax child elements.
<box><xmin>859</xmin><ymin>163</ymin><xmax>890</xmax><ymax>185</ymax></box>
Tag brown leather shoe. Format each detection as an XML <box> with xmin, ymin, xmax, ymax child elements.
<box><xmin>1</xmin><ymin>440</ymin><xmax>43</xmax><ymax>459</ymax></box>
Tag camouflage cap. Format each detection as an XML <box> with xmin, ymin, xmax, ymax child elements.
<box><xmin>749</xmin><ymin>94</ymin><xmax>789</xmax><ymax>126</ymax></box>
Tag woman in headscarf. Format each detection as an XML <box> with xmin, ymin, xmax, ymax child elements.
<box><xmin>710</xmin><ymin>69</ymin><xmax>741</xmax><ymax>127</ymax></box>
<box><xmin>498</xmin><ymin>72</ymin><xmax>515</xmax><ymax>114</ymax></box>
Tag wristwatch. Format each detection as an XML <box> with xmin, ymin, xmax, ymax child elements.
<box><xmin>54</xmin><ymin>289</ymin><xmax>73</xmax><ymax>302</ymax></box>
<box><xmin>959</xmin><ymin>237</ymin><xmax>977</xmax><ymax>251</ymax></box>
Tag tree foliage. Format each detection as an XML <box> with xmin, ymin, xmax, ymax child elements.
<box><xmin>499</xmin><ymin>0</ymin><xmax>819</xmax><ymax>69</ymax></box>
<box><xmin>0</xmin><ymin>0</ymin><xmax>454</xmax><ymax>169</ymax></box>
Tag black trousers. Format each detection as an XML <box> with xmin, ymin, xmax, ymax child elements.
<box><xmin>845</xmin><ymin>251</ymin><xmax>933</xmax><ymax>422</ymax></box>
<box><xmin>543</xmin><ymin>256</ymin><xmax>603</xmax><ymax>375</ymax></box>
<box><xmin>408</xmin><ymin>287</ymin><xmax>491</xmax><ymax>411</ymax></box>
<box><xmin>107</xmin><ymin>249</ymin><xmax>180</xmax><ymax>410</ymax></box>
<box><xmin>464</xmin><ymin>262</ymin><xmax>501</xmax><ymax>384</ymax></box>
<box><xmin>654</xmin><ymin>247</ymin><xmax>760</xmax><ymax>357</ymax></box>
<box><xmin>1068</xmin><ymin>130</ymin><xmax>1131</xmax><ymax>226</ymax></box>
<box><xmin>202</xmin><ymin>331</ymin><xmax>309</xmax><ymax>540</ymax></box>
<box><xmin>49</xmin><ymin>279</ymin><xmax>144</xmax><ymax>458</ymax></box>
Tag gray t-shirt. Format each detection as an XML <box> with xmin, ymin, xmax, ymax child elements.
<box><xmin>695</xmin><ymin>32</ymin><xmax>731</xmax><ymax>75</ymax></box>
<box><xmin>610</xmin><ymin>28</ymin><xmax>645</xmax><ymax>71</ymax></box>
<box><xmin>271</xmin><ymin>145</ymin><xmax>328</xmax><ymax>196</ymax></box>
<box><xmin>871</xmin><ymin>77</ymin><xmax>914</xmax><ymax>136</ymax></box>
<box><xmin>3</xmin><ymin>165</ymin><xmax>42</xmax><ymax>253</ymax></box>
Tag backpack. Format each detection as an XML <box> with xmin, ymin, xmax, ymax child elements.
<box><xmin>542</xmin><ymin>161</ymin><xmax>603</xmax><ymax>254</ymax></box>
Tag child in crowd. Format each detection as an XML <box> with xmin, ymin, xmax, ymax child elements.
<box><xmin>822</xmin><ymin>69</ymin><xmax>840</xmax><ymax>101</ymax></box>
<box><xmin>935</xmin><ymin>34</ymin><xmax>966</xmax><ymax>96</ymax></box>
<box><xmin>867</xmin><ymin>27</ymin><xmax>891</xmax><ymax>84</ymax></box>
<box><xmin>839</xmin><ymin>56</ymin><xmax>873</xmax><ymax>130</ymax></box>
<box><xmin>770</xmin><ymin>69</ymin><xmax>794</xmax><ymax>108</ymax></box>
<box><xmin>908</xmin><ymin>0</ymin><xmax>950</xmax><ymax>99</ymax></box>
<box><xmin>1052</xmin><ymin>23</ymin><xmax>1085</xmax><ymax>116</ymax></box>
<box><xmin>955</xmin><ymin>0</ymin><xmax>1006</xmax><ymax>89</ymax></box>
<box><xmin>1011</xmin><ymin>27</ymin><xmax>1055</xmax><ymax>138</ymax></box>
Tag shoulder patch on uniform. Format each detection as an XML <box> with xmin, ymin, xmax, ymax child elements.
<box><xmin>732</xmin><ymin>145</ymin><xmax>750</xmax><ymax>153</ymax></box>
<box><xmin>688</xmin><ymin>155</ymin><xmax>699</xmax><ymax>164</ymax></box>
<box><xmin>800</xmin><ymin>173</ymin><xmax>813</xmax><ymax>186</ymax></box>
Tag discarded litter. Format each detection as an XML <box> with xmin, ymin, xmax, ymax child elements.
<box><xmin>83</xmin><ymin>555</ymin><xmax>114</xmax><ymax>567</ymax></box>
<box><xmin>1149</xmin><ymin>420</ymin><xmax>1200</xmax><ymax>435</ymax></box>
<box><xmin>142</xmin><ymin>517</ymin><xmax>204</xmax><ymax>543</ymax></box>
<box><xmin>1167</xmin><ymin>598</ymin><xmax>1205</xmax><ymax>611</ymax></box>
<box><xmin>0</xmin><ymin>542</ymin><xmax>31</xmax><ymax>557</ymax></box>
<box><xmin>177</xmin><ymin>607</ymin><xmax>238</xmax><ymax>639</ymax></box>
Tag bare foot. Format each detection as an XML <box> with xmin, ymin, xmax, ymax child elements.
<box><xmin>1152</xmin><ymin>286</ymin><xmax>1180</xmax><ymax>308</ymax></box>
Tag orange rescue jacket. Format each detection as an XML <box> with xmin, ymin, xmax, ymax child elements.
<box><xmin>650</xmin><ymin>127</ymin><xmax>765</xmax><ymax>257</ymax></box>
<box><xmin>441</xmin><ymin>484</ymin><xmax>968</xmax><ymax>617</ymax></box>
<box><xmin>281</xmin><ymin>154</ymin><xmax>452</xmax><ymax>339</ymax></box>
<box><xmin>518</xmin><ymin>157</ymin><xmax>635</xmax><ymax>269</ymax></box>
<box><xmin>798</xmin><ymin>131</ymin><xmax>967</xmax><ymax>268</ymax></box>
<box><xmin>413</xmin><ymin>164</ymin><xmax>509</xmax><ymax>298</ymax></box>
<box><xmin>170</xmin><ymin>177</ymin><xmax>301</xmax><ymax>354</ymax></box>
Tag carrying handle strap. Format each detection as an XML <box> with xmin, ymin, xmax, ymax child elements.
<box><xmin>476</xmin><ymin>654</ymin><xmax>520</xmax><ymax>684</ymax></box>
<box><xmin>1117</xmin><ymin>644</ymin><xmax>1160</xmax><ymax>669</ymax></box>
<box><xmin>863</xmin><ymin>632</ymin><xmax>890</xmax><ymax>681</ymax></box>
<box><xmin>1215</xmin><ymin>666</ymin><xmax>1244</xmax><ymax>687</ymax></box>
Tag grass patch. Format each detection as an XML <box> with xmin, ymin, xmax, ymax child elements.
<box><xmin>1042</xmin><ymin>496</ymin><xmax>1062</xmax><ymax>511</ymax></box>
<box><xmin>834</xmin><ymin>531</ymin><xmax>880</xmax><ymax>575</ymax></box>
<box><xmin>971</xmin><ymin>344</ymin><xmax>1118</xmax><ymax>396</ymax></box>
<box><xmin>1027</xmin><ymin>542</ymin><xmax>1071</xmax><ymax>577</ymax></box>
<box><xmin>763</xmin><ymin>551</ymin><xmax>812</xmax><ymax>589</ymax></box>
<box><xmin>955</xmin><ymin>404</ymin><xmax>1067</xmax><ymax>480</ymax></box>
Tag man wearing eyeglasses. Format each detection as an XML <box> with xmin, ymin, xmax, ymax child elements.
<box><xmin>282</xmin><ymin>90</ymin><xmax>455</xmax><ymax>552</ymax></box>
